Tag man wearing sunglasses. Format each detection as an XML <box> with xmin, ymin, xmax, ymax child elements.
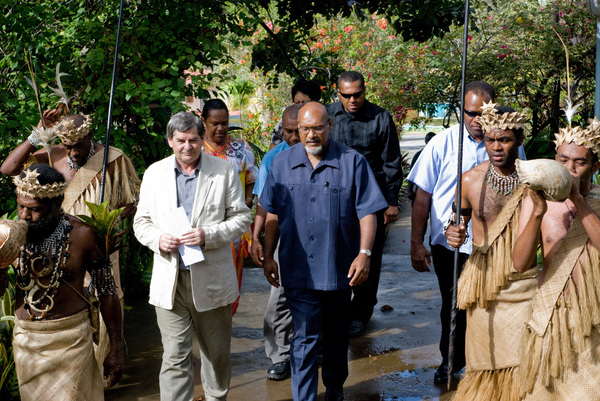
<box><xmin>407</xmin><ymin>81</ymin><xmax>526</xmax><ymax>384</ymax></box>
<box><xmin>326</xmin><ymin>71</ymin><xmax>402</xmax><ymax>338</ymax></box>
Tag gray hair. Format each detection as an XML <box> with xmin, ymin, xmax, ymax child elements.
<box><xmin>166</xmin><ymin>111</ymin><xmax>204</xmax><ymax>139</ymax></box>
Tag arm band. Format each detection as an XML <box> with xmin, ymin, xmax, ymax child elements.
<box><xmin>89</xmin><ymin>258</ymin><xmax>118</xmax><ymax>297</ymax></box>
<box><xmin>452</xmin><ymin>203</ymin><xmax>472</xmax><ymax>216</ymax></box>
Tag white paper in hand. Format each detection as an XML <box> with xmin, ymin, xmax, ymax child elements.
<box><xmin>163</xmin><ymin>207</ymin><xmax>205</xmax><ymax>265</ymax></box>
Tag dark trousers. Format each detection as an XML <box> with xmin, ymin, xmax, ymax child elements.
<box><xmin>430</xmin><ymin>244</ymin><xmax>467</xmax><ymax>369</ymax></box>
<box><xmin>285</xmin><ymin>287</ymin><xmax>352</xmax><ymax>401</ymax></box>
<box><xmin>350</xmin><ymin>210</ymin><xmax>386</xmax><ymax>323</ymax></box>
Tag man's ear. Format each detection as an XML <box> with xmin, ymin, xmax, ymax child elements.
<box><xmin>592</xmin><ymin>160</ymin><xmax>600</xmax><ymax>176</ymax></box>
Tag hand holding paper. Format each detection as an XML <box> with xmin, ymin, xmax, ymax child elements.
<box><xmin>180</xmin><ymin>227</ymin><xmax>205</xmax><ymax>247</ymax></box>
<box><xmin>163</xmin><ymin>207</ymin><xmax>205</xmax><ymax>265</ymax></box>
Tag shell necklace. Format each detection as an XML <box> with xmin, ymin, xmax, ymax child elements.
<box><xmin>17</xmin><ymin>212</ymin><xmax>72</xmax><ymax>320</ymax></box>
<box><xmin>485</xmin><ymin>163</ymin><xmax>519</xmax><ymax>196</ymax></box>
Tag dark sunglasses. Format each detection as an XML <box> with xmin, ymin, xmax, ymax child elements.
<box><xmin>339</xmin><ymin>91</ymin><xmax>363</xmax><ymax>99</ymax></box>
<box><xmin>464</xmin><ymin>109</ymin><xmax>482</xmax><ymax>118</ymax></box>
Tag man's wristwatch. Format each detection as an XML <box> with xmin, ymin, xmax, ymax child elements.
<box><xmin>359</xmin><ymin>249</ymin><xmax>372</xmax><ymax>257</ymax></box>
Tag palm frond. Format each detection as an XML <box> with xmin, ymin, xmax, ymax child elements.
<box><xmin>78</xmin><ymin>200</ymin><xmax>126</xmax><ymax>256</ymax></box>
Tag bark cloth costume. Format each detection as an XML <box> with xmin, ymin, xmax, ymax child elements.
<box><xmin>452</xmin><ymin>103</ymin><xmax>538</xmax><ymax>401</ymax></box>
<box><xmin>520</xmin><ymin>118</ymin><xmax>600</xmax><ymax>400</ymax></box>
<box><xmin>10</xmin><ymin>167</ymin><xmax>118</xmax><ymax>401</ymax></box>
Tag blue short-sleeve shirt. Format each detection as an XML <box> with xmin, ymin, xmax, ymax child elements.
<box><xmin>252</xmin><ymin>141</ymin><xmax>290</xmax><ymax>197</ymax></box>
<box><xmin>259</xmin><ymin>140</ymin><xmax>388</xmax><ymax>291</ymax></box>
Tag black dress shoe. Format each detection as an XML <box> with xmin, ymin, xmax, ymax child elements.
<box><xmin>267</xmin><ymin>360</ymin><xmax>290</xmax><ymax>381</ymax></box>
<box><xmin>325</xmin><ymin>387</ymin><xmax>344</xmax><ymax>401</ymax></box>
<box><xmin>433</xmin><ymin>364</ymin><xmax>448</xmax><ymax>384</ymax></box>
<box><xmin>348</xmin><ymin>320</ymin><xmax>367</xmax><ymax>338</ymax></box>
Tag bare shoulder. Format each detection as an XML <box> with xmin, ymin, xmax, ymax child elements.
<box><xmin>66</xmin><ymin>215</ymin><xmax>99</xmax><ymax>253</ymax></box>
<box><xmin>463</xmin><ymin>161</ymin><xmax>489</xmax><ymax>185</ymax></box>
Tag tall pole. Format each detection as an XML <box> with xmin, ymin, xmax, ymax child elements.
<box><xmin>99</xmin><ymin>0</ymin><xmax>125</xmax><ymax>203</ymax></box>
<box><xmin>589</xmin><ymin>1</ymin><xmax>600</xmax><ymax>118</ymax></box>
<box><xmin>596</xmin><ymin>18</ymin><xmax>600</xmax><ymax>118</ymax></box>
<box><xmin>447</xmin><ymin>0</ymin><xmax>471</xmax><ymax>389</ymax></box>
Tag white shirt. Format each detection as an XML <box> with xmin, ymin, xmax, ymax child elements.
<box><xmin>407</xmin><ymin>124</ymin><xmax>526</xmax><ymax>253</ymax></box>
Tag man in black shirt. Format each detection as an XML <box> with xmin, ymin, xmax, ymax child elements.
<box><xmin>326</xmin><ymin>71</ymin><xmax>402</xmax><ymax>337</ymax></box>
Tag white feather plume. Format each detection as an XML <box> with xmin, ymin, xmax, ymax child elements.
<box><xmin>562</xmin><ymin>99</ymin><xmax>581</xmax><ymax>126</ymax></box>
<box><xmin>48</xmin><ymin>63</ymin><xmax>71</xmax><ymax>112</ymax></box>
<box><xmin>31</xmin><ymin>126</ymin><xmax>58</xmax><ymax>158</ymax></box>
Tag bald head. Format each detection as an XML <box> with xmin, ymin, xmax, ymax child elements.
<box><xmin>61</xmin><ymin>114</ymin><xmax>86</xmax><ymax>127</ymax></box>
<box><xmin>298</xmin><ymin>102</ymin><xmax>329</xmax><ymax>125</ymax></box>
<box><xmin>298</xmin><ymin>102</ymin><xmax>331</xmax><ymax>157</ymax></box>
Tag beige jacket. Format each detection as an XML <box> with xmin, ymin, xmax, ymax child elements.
<box><xmin>133</xmin><ymin>154</ymin><xmax>251</xmax><ymax>312</ymax></box>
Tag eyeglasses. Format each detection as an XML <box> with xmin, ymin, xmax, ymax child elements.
<box><xmin>339</xmin><ymin>91</ymin><xmax>363</xmax><ymax>100</ymax></box>
<box><xmin>464</xmin><ymin>109</ymin><xmax>482</xmax><ymax>118</ymax></box>
<box><xmin>299</xmin><ymin>125</ymin><xmax>327</xmax><ymax>135</ymax></box>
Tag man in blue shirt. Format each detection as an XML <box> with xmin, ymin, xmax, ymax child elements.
<box><xmin>251</xmin><ymin>104</ymin><xmax>301</xmax><ymax>381</ymax></box>
<box><xmin>260</xmin><ymin>102</ymin><xmax>388</xmax><ymax>401</ymax></box>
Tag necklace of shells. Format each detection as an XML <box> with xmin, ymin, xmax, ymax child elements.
<box><xmin>485</xmin><ymin>163</ymin><xmax>520</xmax><ymax>196</ymax></box>
<box><xmin>67</xmin><ymin>140</ymin><xmax>95</xmax><ymax>170</ymax></box>
<box><xmin>16</xmin><ymin>212</ymin><xmax>72</xmax><ymax>320</ymax></box>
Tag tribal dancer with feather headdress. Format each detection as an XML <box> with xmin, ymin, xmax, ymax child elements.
<box><xmin>446</xmin><ymin>102</ymin><xmax>539</xmax><ymax>400</ymax></box>
<box><xmin>514</xmin><ymin>115</ymin><xmax>600</xmax><ymax>400</ymax></box>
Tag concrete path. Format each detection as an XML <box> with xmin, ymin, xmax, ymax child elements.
<box><xmin>105</xmin><ymin>208</ymin><xmax>455</xmax><ymax>401</ymax></box>
<box><xmin>105</xmin><ymin>132</ymin><xmax>457</xmax><ymax>400</ymax></box>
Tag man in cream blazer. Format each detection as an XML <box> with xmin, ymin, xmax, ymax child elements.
<box><xmin>134</xmin><ymin>112</ymin><xmax>251</xmax><ymax>401</ymax></box>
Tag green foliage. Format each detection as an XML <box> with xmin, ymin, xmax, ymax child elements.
<box><xmin>77</xmin><ymin>200</ymin><xmax>125</xmax><ymax>257</ymax></box>
<box><xmin>221</xmin><ymin>78</ymin><xmax>256</xmax><ymax>126</ymax></box>
<box><xmin>404</xmin><ymin>0</ymin><xmax>597</xmax><ymax>149</ymax></box>
<box><xmin>0</xmin><ymin>266</ymin><xmax>19</xmax><ymax>401</ymax></box>
<box><xmin>118</xmin><ymin>219</ymin><xmax>153</xmax><ymax>297</ymax></box>
<box><xmin>0</xmin><ymin>1</ymin><xmax>251</xmax><ymax>186</ymax></box>
<box><xmin>250</xmin><ymin>0</ymin><xmax>465</xmax><ymax>78</ymax></box>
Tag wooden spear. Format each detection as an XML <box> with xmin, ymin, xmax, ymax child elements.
<box><xmin>447</xmin><ymin>0</ymin><xmax>472</xmax><ymax>390</ymax></box>
<box><xmin>99</xmin><ymin>0</ymin><xmax>125</xmax><ymax>203</ymax></box>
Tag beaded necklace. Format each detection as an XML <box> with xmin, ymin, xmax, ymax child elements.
<box><xmin>16</xmin><ymin>211</ymin><xmax>72</xmax><ymax>320</ymax></box>
<box><xmin>485</xmin><ymin>163</ymin><xmax>519</xmax><ymax>196</ymax></box>
<box><xmin>203</xmin><ymin>138</ymin><xmax>229</xmax><ymax>156</ymax></box>
<box><xmin>67</xmin><ymin>141</ymin><xmax>95</xmax><ymax>170</ymax></box>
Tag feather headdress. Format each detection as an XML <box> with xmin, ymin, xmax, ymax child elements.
<box><xmin>48</xmin><ymin>63</ymin><xmax>72</xmax><ymax>112</ymax></box>
<box><xmin>552</xmin><ymin>29</ymin><xmax>600</xmax><ymax>154</ymax></box>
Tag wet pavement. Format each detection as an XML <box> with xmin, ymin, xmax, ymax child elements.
<box><xmin>105</xmin><ymin>132</ymin><xmax>458</xmax><ymax>400</ymax></box>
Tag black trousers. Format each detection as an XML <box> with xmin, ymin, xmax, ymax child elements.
<box><xmin>430</xmin><ymin>243</ymin><xmax>467</xmax><ymax>369</ymax></box>
<box><xmin>350</xmin><ymin>210</ymin><xmax>386</xmax><ymax>323</ymax></box>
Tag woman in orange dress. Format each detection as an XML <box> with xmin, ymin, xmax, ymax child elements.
<box><xmin>201</xmin><ymin>99</ymin><xmax>257</xmax><ymax>314</ymax></box>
